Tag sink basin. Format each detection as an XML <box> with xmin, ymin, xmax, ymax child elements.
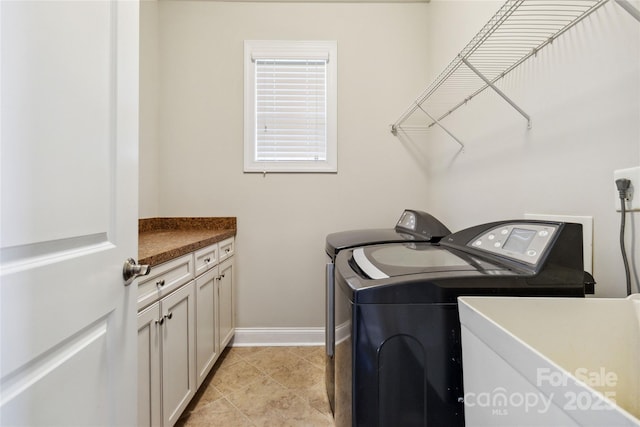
<box><xmin>458</xmin><ymin>295</ymin><xmax>640</xmax><ymax>426</ymax></box>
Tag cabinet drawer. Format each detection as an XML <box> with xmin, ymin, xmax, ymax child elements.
<box><xmin>194</xmin><ymin>244</ymin><xmax>218</xmax><ymax>277</ymax></box>
<box><xmin>218</xmin><ymin>237</ymin><xmax>235</xmax><ymax>262</ymax></box>
<box><xmin>138</xmin><ymin>254</ymin><xmax>194</xmax><ymax>311</ymax></box>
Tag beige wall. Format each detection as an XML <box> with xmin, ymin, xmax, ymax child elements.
<box><xmin>421</xmin><ymin>1</ymin><xmax>640</xmax><ymax>297</ymax></box>
<box><xmin>140</xmin><ymin>1</ymin><xmax>433</xmax><ymax>328</ymax></box>
<box><xmin>140</xmin><ymin>0</ymin><xmax>160</xmax><ymax>218</ymax></box>
<box><xmin>140</xmin><ymin>0</ymin><xmax>640</xmax><ymax>333</ymax></box>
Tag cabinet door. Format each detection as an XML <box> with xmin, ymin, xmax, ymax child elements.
<box><xmin>137</xmin><ymin>304</ymin><xmax>161</xmax><ymax>427</ymax></box>
<box><xmin>195</xmin><ymin>268</ymin><xmax>218</xmax><ymax>388</ymax></box>
<box><xmin>218</xmin><ymin>257</ymin><xmax>235</xmax><ymax>349</ymax></box>
<box><xmin>161</xmin><ymin>282</ymin><xmax>196</xmax><ymax>427</ymax></box>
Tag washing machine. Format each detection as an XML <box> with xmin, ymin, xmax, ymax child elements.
<box><xmin>333</xmin><ymin>219</ymin><xmax>592</xmax><ymax>427</ymax></box>
<box><xmin>325</xmin><ymin>210</ymin><xmax>450</xmax><ymax>413</ymax></box>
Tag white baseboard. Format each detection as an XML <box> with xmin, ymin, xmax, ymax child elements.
<box><xmin>231</xmin><ymin>327</ymin><xmax>325</xmax><ymax>347</ymax></box>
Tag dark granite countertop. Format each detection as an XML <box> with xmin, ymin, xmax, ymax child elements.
<box><xmin>139</xmin><ymin>217</ymin><xmax>236</xmax><ymax>267</ymax></box>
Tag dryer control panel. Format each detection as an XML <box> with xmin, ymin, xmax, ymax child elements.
<box><xmin>467</xmin><ymin>223</ymin><xmax>559</xmax><ymax>266</ymax></box>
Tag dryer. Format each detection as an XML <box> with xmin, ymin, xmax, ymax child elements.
<box><xmin>333</xmin><ymin>220</ymin><xmax>592</xmax><ymax>427</ymax></box>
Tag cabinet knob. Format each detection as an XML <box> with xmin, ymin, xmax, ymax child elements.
<box><xmin>204</xmin><ymin>257</ymin><xmax>211</xmax><ymax>263</ymax></box>
<box><xmin>156</xmin><ymin>279</ymin><xmax>165</xmax><ymax>287</ymax></box>
<box><xmin>155</xmin><ymin>313</ymin><xmax>172</xmax><ymax>325</ymax></box>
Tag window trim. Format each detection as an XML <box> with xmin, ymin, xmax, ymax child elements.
<box><xmin>243</xmin><ymin>40</ymin><xmax>337</xmax><ymax>173</ymax></box>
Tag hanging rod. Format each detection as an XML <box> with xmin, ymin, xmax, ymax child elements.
<box><xmin>391</xmin><ymin>0</ymin><xmax>609</xmax><ymax>138</ymax></box>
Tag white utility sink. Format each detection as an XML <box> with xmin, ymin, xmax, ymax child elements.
<box><xmin>458</xmin><ymin>295</ymin><xmax>640</xmax><ymax>426</ymax></box>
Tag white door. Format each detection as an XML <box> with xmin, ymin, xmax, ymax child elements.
<box><xmin>0</xmin><ymin>1</ymin><xmax>139</xmax><ymax>425</ymax></box>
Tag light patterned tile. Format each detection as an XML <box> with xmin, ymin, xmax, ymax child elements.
<box><xmin>278</xmin><ymin>409</ymin><xmax>334</xmax><ymax>427</ymax></box>
<box><xmin>301</xmin><ymin>347</ymin><xmax>326</xmax><ymax>369</ymax></box>
<box><xmin>177</xmin><ymin>398</ymin><xmax>254</xmax><ymax>427</ymax></box>
<box><xmin>288</xmin><ymin>346</ymin><xmax>323</xmax><ymax>359</ymax></box>
<box><xmin>180</xmin><ymin>347</ymin><xmax>335</xmax><ymax>426</ymax></box>
<box><xmin>269</xmin><ymin>358</ymin><xmax>324</xmax><ymax>390</ymax></box>
<box><xmin>300</xmin><ymin>379</ymin><xmax>333</xmax><ymax>417</ymax></box>
<box><xmin>190</xmin><ymin>382</ymin><xmax>223</xmax><ymax>410</ymax></box>
<box><xmin>285</xmin><ymin>346</ymin><xmax>326</xmax><ymax>371</ymax></box>
<box><xmin>226</xmin><ymin>377</ymin><xmax>288</xmax><ymax>414</ymax></box>
<box><xmin>249</xmin><ymin>406</ymin><xmax>334</xmax><ymax>427</ymax></box>
<box><xmin>230</xmin><ymin>346</ymin><xmax>269</xmax><ymax>359</ymax></box>
<box><xmin>211</xmin><ymin>359</ymin><xmax>266</xmax><ymax>395</ymax></box>
<box><xmin>227</xmin><ymin>377</ymin><xmax>330</xmax><ymax>427</ymax></box>
<box><xmin>242</xmin><ymin>347</ymin><xmax>302</xmax><ymax>374</ymax></box>
<box><xmin>213</xmin><ymin>347</ymin><xmax>246</xmax><ymax>371</ymax></box>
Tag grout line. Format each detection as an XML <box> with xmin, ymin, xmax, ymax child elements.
<box><xmin>220</xmin><ymin>396</ymin><xmax>258</xmax><ymax>427</ymax></box>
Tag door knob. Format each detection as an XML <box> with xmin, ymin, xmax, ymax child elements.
<box><xmin>123</xmin><ymin>258</ymin><xmax>151</xmax><ymax>286</ymax></box>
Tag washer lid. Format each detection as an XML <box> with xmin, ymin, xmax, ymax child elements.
<box><xmin>353</xmin><ymin>243</ymin><xmax>504</xmax><ymax>279</ymax></box>
<box><xmin>325</xmin><ymin>228</ymin><xmax>417</xmax><ymax>258</ymax></box>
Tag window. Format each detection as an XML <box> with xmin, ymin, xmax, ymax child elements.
<box><xmin>244</xmin><ymin>40</ymin><xmax>337</xmax><ymax>173</ymax></box>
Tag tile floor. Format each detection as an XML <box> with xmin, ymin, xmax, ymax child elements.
<box><xmin>176</xmin><ymin>346</ymin><xmax>335</xmax><ymax>427</ymax></box>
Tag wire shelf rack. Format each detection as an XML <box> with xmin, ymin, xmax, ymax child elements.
<box><xmin>390</xmin><ymin>0</ymin><xmax>614</xmax><ymax>147</ymax></box>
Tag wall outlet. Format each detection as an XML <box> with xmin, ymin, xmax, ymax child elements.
<box><xmin>524</xmin><ymin>214</ymin><xmax>593</xmax><ymax>274</ymax></box>
<box><xmin>613</xmin><ymin>166</ymin><xmax>640</xmax><ymax>212</ymax></box>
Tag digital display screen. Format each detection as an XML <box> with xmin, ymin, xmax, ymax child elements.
<box><xmin>503</xmin><ymin>228</ymin><xmax>537</xmax><ymax>254</ymax></box>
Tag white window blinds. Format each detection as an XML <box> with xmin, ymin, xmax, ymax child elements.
<box><xmin>244</xmin><ymin>40</ymin><xmax>337</xmax><ymax>173</ymax></box>
<box><xmin>255</xmin><ymin>59</ymin><xmax>327</xmax><ymax>162</ymax></box>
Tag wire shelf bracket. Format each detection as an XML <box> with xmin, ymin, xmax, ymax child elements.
<box><xmin>461</xmin><ymin>57</ymin><xmax>532</xmax><ymax>129</ymax></box>
<box><xmin>416</xmin><ymin>103</ymin><xmax>465</xmax><ymax>149</ymax></box>
<box><xmin>390</xmin><ymin>0</ymin><xmax>614</xmax><ymax>144</ymax></box>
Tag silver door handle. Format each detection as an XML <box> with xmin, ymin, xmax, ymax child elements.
<box><xmin>123</xmin><ymin>258</ymin><xmax>151</xmax><ymax>286</ymax></box>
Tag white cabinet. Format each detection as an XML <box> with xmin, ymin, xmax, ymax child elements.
<box><xmin>218</xmin><ymin>256</ymin><xmax>235</xmax><ymax>349</ymax></box>
<box><xmin>194</xmin><ymin>244</ymin><xmax>218</xmax><ymax>277</ymax></box>
<box><xmin>137</xmin><ymin>304</ymin><xmax>161</xmax><ymax>427</ymax></box>
<box><xmin>218</xmin><ymin>237</ymin><xmax>235</xmax><ymax>262</ymax></box>
<box><xmin>195</xmin><ymin>268</ymin><xmax>218</xmax><ymax>388</ymax></box>
<box><xmin>195</xmin><ymin>241</ymin><xmax>236</xmax><ymax>387</ymax></box>
<box><xmin>136</xmin><ymin>255</ymin><xmax>196</xmax><ymax>427</ymax></box>
<box><xmin>161</xmin><ymin>282</ymin><xmax>196</xmax><ymax>427</ymax></box>
<box><xmin>137</xmin><ymin>254</ymin><xmax>194</xmax><ymax>311</ymax></box>
<box><xmin>137</xmin><ymin>281</ymin><xmax>196</xmax><ymax>427</ymax></box>
<box><xmin>137</xmin><ymin>237</ymin><xmax>235</xmax><ymax>427</ymax></box>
